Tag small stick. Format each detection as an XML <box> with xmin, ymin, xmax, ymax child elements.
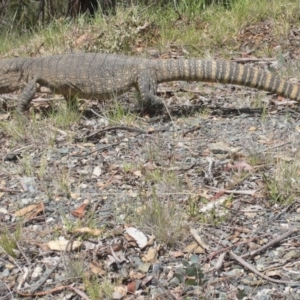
<box><xmin>30</xmin><ymin>258</ymin><xmax>61</xmax><ymax>294</ymax></box>
<box><xmin>229</xmin><ymin>251</ymin><xmax>300</xmax><ymax>286</ymax></box>
<box><xmin>204</xmin><ymin>185</ymin><xmax>256</xmax><ymax>196</ymax></box>
<box><xmin>208</xmin><ymin>236</ymin><xmax>258</xmax><ymax>260</ymax></box>
<box><xmin>71</xmin><ymin>142</ymin><xmax>121</xmax><ymax>157</ymax></box>
<box><xmin>214</xmin><ymin>252</ymin><xmax>227</xmax><ymax>273</ymax></box>
<box><xmin>257</xmin><ymin>141</ymin><xmax>291</xmax><ymax>154</ymax></box>
<box><xmin>85</xmin><ymin>126</ymin><xmax>148</xmax><ymax>139</ymax></box>
<box><xmin>190</xmin><ymin>228</ymin><xmax>210</xmax><ymax>251</ymax></box>
<box><xmin>241</xmin><ymin>228</ymin><xmax>299</xmax><ymax>259</ymax></box>
<box><xmin>270</xmin><ymin>201</ymin><xmax>297</xmax><ymax>222</ymax></box>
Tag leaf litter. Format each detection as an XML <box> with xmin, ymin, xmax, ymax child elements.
<box><xmin>2</xmin><ymin>26</ymin><xmax>300</xmax><ymax>300</ymax></box>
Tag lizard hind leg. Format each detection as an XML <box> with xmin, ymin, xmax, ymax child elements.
<box><xmin>18</xmin><ymin>78</ymin><xmax>37</xmax><ymax>112</ymax></box>
<box><xmin>137</xmin><ymin>69</ymin><xmax>164</xmax><ymax>109</ymax></box>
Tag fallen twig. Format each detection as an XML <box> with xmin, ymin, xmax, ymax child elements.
<box><xmin>67</xmin><ymin>285</ymin><xmax>91</xmax><ymax>300</ymax></box>
<box><xmin>258</xmin><ymin>141</ymin><xmax>291</xmax><ymax>154</ymax></box>
<box><xmin>204</xmin><ymin>185</ymin><xmax>256</xmax><ymax>196</ymax></box>
<box><xmin>241</xmin><ymin>228</ymin><xmax>299</xmax><ymax>259</ymax></box>
<box><xmin>190</xmin><ymin>228</ymin><xmax>210</xmax><ymax>251</ymax></box>
<box><xmin>208</xmin><ymin>236</ymin><xmax>259</xmax><ymax>260</ymax></box>
<box><xmin>229</xmin><ymin>250</ymin><xmax>300</xmax><ymax>286</ymax></box>
<box><xmin>30</xmin><ymin>258</ymin><xmax>61</xmax><ymax>294</ymax></box>
<box><xmin>71</xmin><ymin>141</ymin><xmax>121</xmax><ymax>157</ymax></box>
<box><xmin>182</xmin><ymin>125</ymin><xmax>201</xmax><ymax>137</ymax></box>
<box><xmin>214</xmin><ymin>251</ymin><xmax>227</xmax><ymax>273</ymax></box>
<box><xmin>16</xmin><ymin>285</ymin><xmax>90</xmax><ymax>298</ymax></box>
<box><xmin>0</xmin><ymin>187</ymin><xmax>21</xmax><ymax>193</ymax></box>
<box><xmin>270</xmin><ymin>201</ymin><xmax>297</xmax><ymax>222</ymax></box>
<box><xmin>85</xmin><ymin>126</ymin><xmax>149</xmax><ymax>139</ymax></box>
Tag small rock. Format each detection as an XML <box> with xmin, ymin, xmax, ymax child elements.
<box><xmin>0</xmin><ymin>207</ymin><xmax>8</xmax><ymax>214</ymax></box>
<box><xmin>58</xmin><ymin>148</ymin><xmax>69</xmax><ymax>154</ymax></box>
<box><xmin>138</xmin><ymin>263</ymin><xmax>151</xmax><ymax>273</ymax></box>
<box><xmin>20</xmin><ymin>177</ymin><xmax>36</xmax><ymax>193</ymax></box>
<box><xmin>207</xmin><ymin>142</ymin><xmax>232</xmax><ymax>154</ymax></box>
<box><xmin>223</xmin><ymin>268</ymin><xmax>244</xmax><ymax>277</ymax></box>
<box><xmin>32</xmin><ymin>265</ymin><xmax>43</xmax><ymax>278</ymax></box>
<box><xmin>0</xmin><ymin>269</ymin><xmax>10</xmax><ymax>278</ymax></box>
<box><xmin>79</xmin><ymin>183</ymin><xmax>88</xmax><ymax>189</ymax></box>
<box><xmin>32</xmin><ymin>225</ymin><xmax>43</xmax><ymax>231</ymax></box>
<box><xmin>283</xmin><ymin>250</ymin><xmax>299</xmax><ymax>260</ymax></box>
<box><xmin>21</xmin><ymin>198</ymin><xmax>34</xmax><ymax>205</ymax></box>
<box><xmin>46</xmin><ymin>217</ymin><xmax>55</xmax><ymax>224</ymax></box>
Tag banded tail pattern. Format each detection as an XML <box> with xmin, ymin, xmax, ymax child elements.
<box><xmin>156</xmin><ymin>59</ymin><xmax>300</xmax><ymax>101</ymax></box>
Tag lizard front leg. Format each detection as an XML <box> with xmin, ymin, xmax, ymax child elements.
<box><xmin>137</xmin><ymin>69</ymin><xmax>164</xmax><ymax>109</ymax></box>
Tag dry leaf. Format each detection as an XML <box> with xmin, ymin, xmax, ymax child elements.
<box><xmin>142</xmin><ymin>247</ymin><xmax>158</xmax><ymax>263</ymax></box>
<box><xmin>133</xmin><ymin>170</ymin><xmax>142</xmax><ymax>177</ymax></box>
<box><xmin>227</xmin><ymin>231</ymin><xmax>241</xmax><ymax>241</ymax></box>
<box><xmin>135</xmin><ymin>205</ymin><xmax>147</xmax><ymax>214</ymax></box>
<box><xmin>147</xmin><ymin>127</ymin><xmax>155</xmax><ymax>133</ymax></box>
<box><xmin>75</xmin><ymin>33</ymin><xmax>92</xmax><ymax>46</ymax></box>
<box><xmin>14</xmin><ymin>204</ymin><xmax>38</xmax><ymax>217</ymax></box>
<box><xmin>47</xmin><ymin>240</ymin><xmax>82</xmax><ymax>251</ymax></box>
<box><xmin>71</xmin><ymin>201</ymin><xmax>89</xmax><ymax>218</ymax></box>
<box><xmin>125</xmin><ymin>227</ymin><xmax>148</xmax><ymax>249</ymax></box>
<box><xmin>141</xmin><ymin>275</ymin><xmax>153</xmax><ymax>287</ymax></box>
<box><xmin>14</xmin><ymin>202</ymin><xmax>44</xmax><ymax>219</ymax></box>
<box><xmin>70</xmin><ymin>193</ymin><xmax>80</xmax><ymax>199</ymax></box>
<box><xmin>113</xmin><ymin>286</ymin><xmax>127</xmax><ymax>299</ymax></box>
<box><xmin>0</xmin><ymin>113</ymin><xmax>10</xmax><ymax>120</ymax></box>
<box><xmin>73</xmin><ymin>227</ymin><xmax>102</xmax><ymax>236</ymax></box>
<box><xmin>92</xmin><ymin>166</ymin><xmax>102</xmax><ymax>177</ymax></box>
<box><xmin>127</xmin><ymin>281</ymin><xmax>137</xmax><ymax>294</ymax></box>
<box><xmin>199</xmin><ymin>195</ymin><xmax>228</xmax><ymax>213</ymax></box>
<box><xmin>143</xmin><ymin>161</ymin><xmax>156</xmax><ymax>170</ymax></box>
<box><xmin>171</xmin><ymin>251</ymin><xmax>184</xmax><ymax>258</ymax></box>
<box><xmin>37</xmin><ymin>243</ymin><xmax>51</xmax><ymax>252</ymax></box>
<box><xmin>266</xmin><ymin>270</ymin><xmax>283</xmax><ymax>278</ymax></box>
<box><xmin>183</xmin><ymin>242</ymin><xmax>205</xmax><ymax>254</ymax></box>
<box><xmin>89</xmin><ymin>262</ymin><xmax>106</xmax><ymax>276</ymax></box>
<box><xmin>272</xmin><ymin>98</ymin><xmax>296</xmax><ymax>105</ymax></box>
<box><xmin>226</xmin><ymin>161</ymin><xmax>253</xmax><ymax>171</ymax></box>
<box><xmin>129</xmin><ymin>270</ymin><xmax>146</xmax><ymax>280</ymax></box>
<box><xmin>0</xmin><ymin>207</ymin><xmax>7</xmax><ymax>214</ymax></box>
<box><xmin>146</xmin><ymin>235</ymin><xmax>156</xmax><ymax>246</ymax></box>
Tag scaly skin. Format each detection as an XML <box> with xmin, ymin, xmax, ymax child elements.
<box><xmin>0</xmin><ymin>53</ymin><xmax>299</xmax><ymax>111</ymax></box>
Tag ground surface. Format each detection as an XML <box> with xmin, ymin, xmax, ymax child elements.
<box><xmin>1</xmin><ymin>11</ymin><xmax>300</xmax><ymax>300</ymax></box>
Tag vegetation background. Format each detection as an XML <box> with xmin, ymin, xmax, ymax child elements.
<box><xmin>1</xmin><ymin>0</ymin><xmax>300</xmax><ymax>299</ymax></box>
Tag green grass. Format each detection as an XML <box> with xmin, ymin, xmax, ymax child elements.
<box><xmin>64</xmin><ymin>256</ymin><xmax>85</xmax><ymax>279</ymax></box>
<box><xmin>0</xmin><ymin>224</ymin><xmax>22</xmax><ymax>258</ymax></box>
<box><xmin>63</xmin><ymin>256</ymin><xmax>114</xmax><ymax>300</ymax></box>
<box><xmin>264</xmin><ymin>156</ymin><xmax>300</xmax><ymax>204</ymax></box>
<box><xmin>47</xmin><ymin>103</ymin><xmax>83</xmax><ymax>129</ymax></box>
<box><xmin>127</xmin><ymin>187</ymin><xmax>187</xmax><ymax>246</ymax></box>
<box><xmin>0</xmin><ymin>104</ymin><xmax>80</xmax><ymax>144</ymax></box>
<box><xmin>1</xmin><ymin>0</ymin><xmax>300</xmax><ymax>58</ymax></box>
<box><xmin>103</xmin><ymin>100</ymin><xmax>138</xmax><ymax>126</ymax></box>
<box><xmin>84</xmin><ymin>276</ymin><xmax>114</xmax><ymax>300</ymax></box>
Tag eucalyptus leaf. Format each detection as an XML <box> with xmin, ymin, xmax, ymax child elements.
<box><xmin>189</xmin><ymin>254</ymin><xmax>198</xmax><ymax>264</ymax></box>
<box><xmin>186</xmin><ymin>266</ymin><xmax>197</xmax><ymax>277</ymax></box>
<box><xmin>175</xmin><ymin>267</ymin><xmax>185</xmax><ymax>275</ymax></box>
<box><xmin>185</xmin><ymin>278</ymin><xmax>197</xmax><ymax>286</ymax></box>
<box><xmin>174</xmin><ymin>272</ymin><xmax>185</xmax><ymax>283</ymax></box>
<box><xmin>182</xmin><ymin>259</ymin><xmax>190</xmax><ymax>267</ymax></box>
